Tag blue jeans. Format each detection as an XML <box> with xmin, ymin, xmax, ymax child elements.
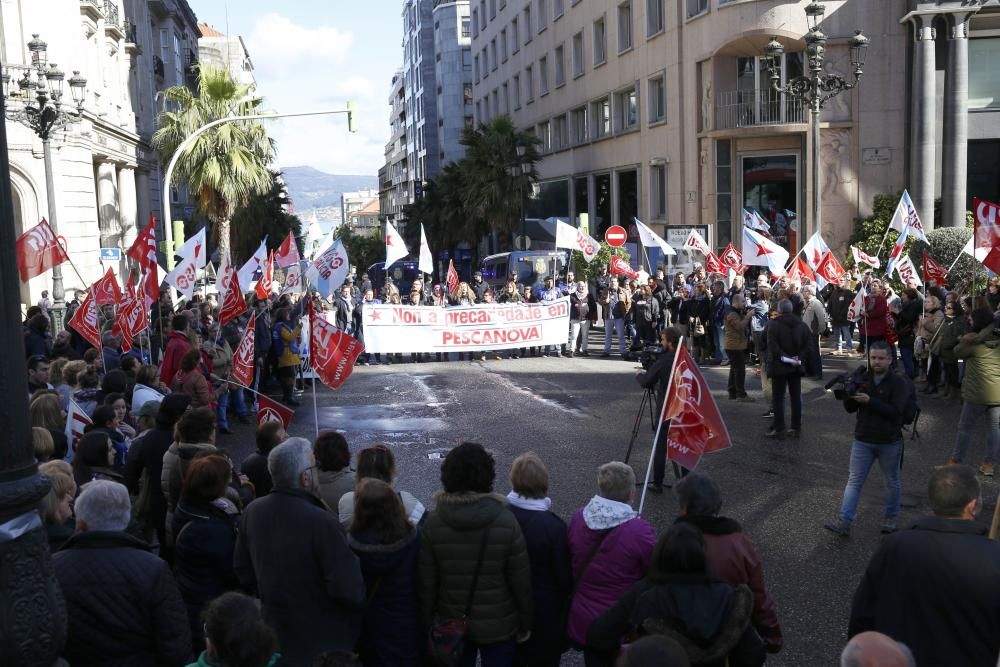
<box><xmin>950</xmin><ymin>402</ymin><xmax>1000</xmax><ymax>464</ymax></box>
<box><xmin>603</xmin><ymin>318</ymin><xmax>626</xmax><ymax>354</ymax></box>
<box><xmin>833</xmin><ymin>324</ymin><xmax>853</xmax><ymax>352</ymax></box>
<box><xmin>838</xmin><ymin>439</ymin><xmax>902</xmax><ymax>525</ymax></box>
<box><xmin>215</xmin><ymin>384</ymin><xmax>248</xmax><ymax>430</ymax></box>
<box><xmin>461</xmin><ymin>638</ymin><xmax>515</xmax><ymax>667</ymax></box>
<box><xmin>898</xmin><ymin>345</ymin><xmax>915</xmax><ymax>378</ymax></box>
<box><xmin>713</xmin><ymin>326</ymin><xmax>729</xmax><ymax>363</ymax></box>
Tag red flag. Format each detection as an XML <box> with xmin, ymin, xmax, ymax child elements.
<box><xmin>127</xmin><ymin>214</ymin><xmax>159</xmax><ymax>271</ymax></box>
<box><xmin>230</xmin><ymin>313</ymin><xmax>256</xmax><ymax>387</ymax></box>
<box><xmin>446</xmin><ymin>259</ymin><xmax>460</xmax><ymax>296</ymax></box>
<box><xmin>719</xmin><ymin>243</ymin><xmax>743</xmax><ymax>270</ymax></box>
<box><xmin>93</xmin><ymin>268</ymin><xmax>123</xmax><ymax>306</ymax></box>
<box><xmin>922</xmin><ymin>251</ymin><xmax>949</xmax><ymax>285</ymax></box>
<box><xmin>112</xmin><ymin>274</ymin><xmax>140</xmax><ymax>352</ymax></box>
<box><xmin>275</xmin><ymin>231</ymin><xmax>301</xmax><ymax>269</ymax></box>
<box><xmin>68</xmin><ymin>288</ymin><xmax>101</xmax><ymax>349</ymax></box>
<box><xmin>219</xmin><ymin>260</ymin><xmax>249</xmax><ymax>325</ymax></box>
<box><xmin>257</xmin><ymin>394</ymin><xmax>295</xmax><ymax>429</ymax></box>
<box><xmin>255</xmin><ymin>251</ymin><xmax>274</xmax><ymax>300</ymax></box>
<box><xmin>786</xmin><ymin>256</ymin><xmax>815</xmax><ymax>282</ymax></box>
<box><xmin>16</xmin><ymin>218</ymin><xmax>70</xmax><ymax>282</ymax></box>
<box><xmin>609</xmin><ymin>255</ymin><xmax>639</xmax><ymax>279</ymax></box>
<box><xmin>310</xmin><ymin>300</ymin><xmax>363</xmax><ymax>389</ymax></box>
<box><xmin>662</xmin><ymin>345</ymin><xmax>731</xmax><ymax>470</ymax></box>
<box><xmin>705</xmin><ymin>252</ymin><xmax>726</xmax><ymax>275</ymax></box>
<box><xmin>142</xmin><ymin>266</ymin><xmax>160</xmax><ymax>309</ymax></box>
<box><xmin>815</xmin><ymin>251</ymin><xmax>846</xmax><ymax>284</ymax></box>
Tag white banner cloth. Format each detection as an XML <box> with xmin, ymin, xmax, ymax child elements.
<box><xmin>362</xmin><ymin>297</ymin><xmax>571</xmax><ymax>353</ymax></box>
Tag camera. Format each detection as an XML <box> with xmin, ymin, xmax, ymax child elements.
<box><xmin>632</xmin><ymin>344</ymin><xmax>665</xmax><ymax>369</ymax></box>
<box><xmin>826</xmin><ymin>367</ymin><xmax>870</xmax><ymax>401</ymax></box>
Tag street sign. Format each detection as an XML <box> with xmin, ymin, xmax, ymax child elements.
<box><xmin>99</xmin><ymin>247</ymin><xmax>121</xmax><ymax>262</ymax></box>
<box><xmin>605</xmin><ymin>225</ymin><xmax>627</xmax><ymax>247</ymax></box>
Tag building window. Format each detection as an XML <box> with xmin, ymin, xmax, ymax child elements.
<box><xmin>472</xmin><ymin>9</ymin><xmax>479</xmax><ymax>36</ymax></box>
<box><xmin>593</xmin><ymin>17</ymin><xmax>607</xmax><ymax>66</ymax></box>
<box><xmin>648</xmin><ymin>74</ymin><xmax>665</xmax><ymax>123</ymax></box>
<box><xmin>538</xmin><ymin>121</ymin><xmax>552</xmax><ymax>152</ymax></box>
<box><xmin>970</xmin><ymin>38</ymin><xmax>1000</xmax><ymax>110</ymax></box>
<box><xmin>524</xmin><ymin>5</ymin><xmax>533</xmax><ymax>43</ymax></box>
<box><xmin>555</xmin><ymin>44</ymin><xmax>566</xmax><ymax>87</ymax></box>
<box><xmin>686</xmin><ymin>0</ymin><xmax>708</xmax><ymax>19</ymax></box>
<box><xmin>525</xmin><ymin>64</ymin><xmax>534</xmax><ymax>103</ymax></box>
<box><xmin>716</xmin><ymin>139</ymin><xmax>733</xmax><ymax>247</ymax></box>
<box><xmin>500</xmin><ymin>0</ymin><xmax>506</xmax><ymax>8</ymax></box>
<box><xmin>462</xmin><ymin>17</ymin><xmax>471</xmax><ymax>38</ymax></box>
<box><xmin>572</xmin><ymin>32</ymin><xmax>585</xmax><ymax>78</ymax></box>
<box><xmin>490</xmin><ymin>0</ymin><xmax>496</xmax><ymax>18</ymax></box>
<box><xmin>539</xmin><ymin>55</ymin><xmax>549</xmax><ymax>95</ymax></box>
<box><xmin>617</xmin><ymin>2</ymin><xmax>632</xmax><ymax>52</ymax></box>
<box><xmin>491</xmin><ymin>39</ymin><xmax>498</xmax><ymax>70</ymax></box>
<box><xmin>474</xmin><ymin>54</ymin><xmax>480</xmax><ymax>82</ymax></box>
<box><xmin>592</xmin><ymin>96</ymin><xmax>610</xmax><ymax>138</ymax></box>
<box><xmin>571</xmin><ymin>105</ymin><xmax>588</xmax><ymax>144</ymax></box>
<box><xmin>614</xmin><ymin>85</ymin><xmax>638</xmax><ymax>131</ymax></box>
<box><xmin>538</xmin><ymin>0</ymin><xmax>548</xmax><ymax>32</ymax></box>
<box><xmin>502</xmin><ymin>82</ymin><xmax>509</xmax><ymax>114</ymax></box>
<box><xmin>513</xmin><ymin>73</ymin><xmax>522</xmax><ymax>109</ymax></box>
<box><xmin>501</xmin><ymin>28</ymin><xmax>508</xmax><ymax>61</ymax></box>
<box><xmin>553</xmin><ymin>114</ymin><xmax>568</xmax><ymax>149</ymax></box>
<box><xmin>481</xmin><ymin>47</ymin><xmax>489</xmax><ymax>77</ymax></box>
<box><xmin>554</xmin><ymin>0</ymin><xmax>564</xmax><ymax>19</ymax></box>
<box><xmin>464</xmin><ymin>83</ymin><xmax>474</xmax><ymax>106</ymax></box>
<box><xmin>512</xmin><ymin>17</ymin><xmax>520</xmax><ymax>52</ymax></box>
<box><xmin>646</xmin><ymin>0</ymin><xmax>664</xmax><ymax>36</ymax></box>
<box><xmin>480</xmin><ymin>0</ymin><xmax>487</xmax><ymax>28</ymax></box>
<box><xmin>650</xmin><ymin>164</ymin><xmax>666</xmax><ymax>220</ymax></box>
<box><xmin>492</xmin><ymin>89</ymin><xmax>499</xmax><ymax>116</ymax></box>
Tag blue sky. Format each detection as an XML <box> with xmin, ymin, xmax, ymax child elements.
<box><xmin>191</xmin><ymin>0</ymin><xmax>400</xmax><ymax>177</ymax></box>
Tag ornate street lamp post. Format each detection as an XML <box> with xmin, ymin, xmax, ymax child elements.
<box><xmin>763</xmin><ymin>2</ymin><xmax>869</xmax><ymax>243</ymax></box>
<box><xmin>2</xmin><ymin>34</ymin><xmax>87</xmax><ymax>331</ymax></box>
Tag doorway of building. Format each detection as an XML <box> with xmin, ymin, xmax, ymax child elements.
<box><xmin>740</xmin><ymin>153</ymin><xmax>799</xmax><ymax>252</ymax></box>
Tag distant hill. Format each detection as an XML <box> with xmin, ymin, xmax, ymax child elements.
<box><xmin>281</xmin><ymin>166</ymin><xmax>378</xmax><ymax>212</ymax></box>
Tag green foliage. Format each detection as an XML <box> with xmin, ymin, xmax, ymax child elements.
<box><xmin>572</xmin><ymin>242</ymin><xmax>631</xmax><ymax>282</ymax></box>
<box><xmin>229</xmin><ymin>171</ymin><xmax>302</xmax><ymax>264</ymax></box>
<box><xmin>334</xmin><ymin>227</ymin><xmax>384</xmax><ymax>275</ymax></box>
<box><xmin>152</xmin><ymin>65</ymin><xmax>276</xmax><ymax>259</ymax></box>
<box><xmin>908</xmin><ymin>226</ymin><xmax>979</xmax><ymax>291</ymax></box>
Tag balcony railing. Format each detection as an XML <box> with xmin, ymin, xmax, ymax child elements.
<box><xmin>124</xmin><ymin>18</ymin><xmax>137</xmax><ymax>44</ymax></box>
<box><xmin>715</xmin><ymin>89</ymin><xmax>806</xmax><ymax>130</ymax></box>
<box><xmin>104</xmin><ymin>0</ymin><xmax>120</xmax><ymax>28</ymax></box>
<box><xmin>153</xmin><ymin>55</ymin><xmax>165</xmax><ymax>78</ymax></box>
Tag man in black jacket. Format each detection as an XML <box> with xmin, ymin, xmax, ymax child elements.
<box><xmin>53</xmin><ymin>480</ymin><xmax>190</xmax><ymax>665</ymax></box>
<box><xmin>636</xmin><ymin>326</ymin><xmax>682</xmax><ymax>492</ymax></box>
<box><xmin>848</xmin><ymin>465</ymin><xmax>1000</xmax><ymax>666</ymax></box>
<box><xmin>825</xmin><ymin>341</ymin><xmax>907</xmax><ymax>537</ymax></box>
<box><xmin>826</xmin><ymin>275</ymin><xmax>856</xmax><ymax>355</ymax></box>
<box><xmin>765</xmin><ymin>299</ymin><xmax>811</xmax><ymax>439</ymax></box>
<box><xmin>235</xmin><ymin>437</ymin><xmax>365</xmax><ymax>666</ymax></box>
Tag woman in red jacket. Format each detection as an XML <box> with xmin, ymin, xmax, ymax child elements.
<box><xmin>858</xmin><ymin>281</ymin><xmax>888</xmax><ymax>353</ymax></box>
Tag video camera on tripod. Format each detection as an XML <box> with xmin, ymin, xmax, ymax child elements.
<box><xmin>623</xmin><ymin>343</ymin><xmax>665</xmax><ymax>369</ymax></box>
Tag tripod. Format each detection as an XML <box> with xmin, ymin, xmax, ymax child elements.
<box><xmin>623</xmin><ymin>388</ymin><xmax>657</xmax><ymax>464</ymax></box>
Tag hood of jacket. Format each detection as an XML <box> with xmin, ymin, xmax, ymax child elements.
<box><xmin>347</xmin><ymin>525</ymin><xmax>419</xmax><ymax>574</ymax></box>
<box><xmin>674</xmin><ymin>514</ymin><xmax>742</xmax><ymax>536</ymax></box>
<box><xmin>431</xmin><ymin>491</ymin><xmax>508</xmax><ymax>530</ymax></box>
<box><xmin>582</xmin><ymin>494</ymin><xmax>638</xmax><ymax>530</ymax></box>
<box><xmin>176</xmin><ymin>442</ymin><xmax>217</xmax><ymax>460</ymax></box>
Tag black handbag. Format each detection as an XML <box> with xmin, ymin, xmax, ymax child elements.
<box><xmin>428</xmin><ymin>526</ymin><xmax>492</xmax><ymax>666</ymax></box>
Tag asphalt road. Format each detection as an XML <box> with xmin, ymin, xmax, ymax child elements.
<box><xmin>217</xmin><ymin>334</ymin><xmax>999</xmax><ymax>666</ymax></box>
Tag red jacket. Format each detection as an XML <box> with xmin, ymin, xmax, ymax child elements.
<box><xmin>859</xmin><ymin>294</ymin><xmax>888</xmax><ymax>337</ymax></box>
<box><xmin>676</xmin><ymin>515</ymin><xmax>783</xmax><ymax>653</ymax></box>
<box><xmin>159</xmin><ymin>331</ymin><xmax>192</xmax><ymax>385</ymax></box>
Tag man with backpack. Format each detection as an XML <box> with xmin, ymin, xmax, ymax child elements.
<box><xmin>825</xmin><ymin>341</ymin><xmax>913</xmax><ymax>538</ymax></box>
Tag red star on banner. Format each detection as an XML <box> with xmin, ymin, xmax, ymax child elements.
<box><xmin>753</xmin><ymin>241</ymin><xmax>773</xmax><ymax>257</ymax></box>
<box><xmin>386</xmin><ymin>235</ymin><xmax>395</xmax><ymax>245</ymax></box>
<box><xmin>370</xmin><ymin>310</ymin><xmax>381</xmax><ymax>321</ymax></box>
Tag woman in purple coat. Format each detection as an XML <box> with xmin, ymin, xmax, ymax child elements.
<box><xmin>566</xmin><ymin>462</ymin><xmax>656</xmax><ymax>648</ymax></box>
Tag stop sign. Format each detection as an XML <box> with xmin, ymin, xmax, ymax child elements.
<box><xmin>605</xmin><ymin>225</ymin><xmax>627</xmax><ymax>247</ymax></box>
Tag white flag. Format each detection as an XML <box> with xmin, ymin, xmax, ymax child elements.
<box><xmin>742</xmin><ymin>226</ymin><xmax>789</xmax><ymax>275</ymax></box>
<box><xmin>385</xmin><ymin>221</ymin><xmax>409</xmax><ymax>269</ymax></box>
<box><xmin>64</xmin><ymin>399</ymin><xmax>92</xmax><ymax>462</ymax></box>
<box><xmin>305</xmin><ymin>212</ymin><xmax>323</xmax><ymax>259</ymax></box>
<box><xmin>419</xmin><ymin>224</ymin><xmax>434</xmax><ymax>274</ymax></box>
<box><xmin>801</xmin><ymin>231</ymin><xmax>831</xmax><ymax>270</ymax></box>
<box><xmin>683</xmin><ymin>229</ymin><xmax>712</xmax><ymax>255</ymax></box>
<box><xmin>176</xmin><ymin>226</ymin><xmax>208</xmax><ymax>269</ymax></box>
<box><xmin>281</xmin><ymin>263</ymin><xmax>304</xmax><ymax>296</ymax></box>
<box><xmin>237</xmin><ymin>239</ymin><xmax>268</xmax><ymax>293</ymax></box>
<box><xmin>164</xmin><ymin>254</ymin><xmax>199</xmax><ymax>300</ymax></box>
<box><xmin>846</xmin><ymin>288</ymin><xmax>866</xmax><ymax>323</ymax></box>
<box><xmin>742</xmin><ymin>208</ymin><xmax>771</xmax><ymax>233</ymax></box>
<box><xmin>851</xmin><ymin>246</ymin><xmax>881</xmax><ymax>269</ymax></box>
<box><xmin>894</xmin><ymin>254</ymin><xmax>923</xmax><ymax>288</ymax></box>
<box><xmin>215</xmin><ymin>252</ymin><xmax>231</xmax><ymax>297</ymax></box>
<box><xmin>889</xmin><ymin>190</ymin><xmax>928</xmax><ymax>243</ymax></box>
<box><xmin>306</xmin><ymin>239</ymin><xmax>350</xmax><ymax>298</ymax></box>
<box><xmin>962</xmin><ymin>234</ymin><xmax>991</xmax><ymax>262</ymax></box>
<box><xmin>634</xmin><ymin>218</ymin><xmax>676</xmax><ymax>256</ymax></box>
<box><xmin>555</xmin><ymin>220</ymin><xmax>601</xmax><ymax>263</ymax></box>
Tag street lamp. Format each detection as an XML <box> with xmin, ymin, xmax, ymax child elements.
<box><xmin>514</xmin><ymin>144</ymin><xmax>527</xmax><ymax>250</ymax></box>
<box><xmin>2</xmin><ymin>33</ymin><xmax>87</xmax><ymax>331</ymax></box>
<box><xmin>762</xmin><ymin>2</ymin><xmax>868</xmax><ymax>244</ymax></box>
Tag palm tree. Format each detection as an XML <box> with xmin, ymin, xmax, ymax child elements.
<box><xmin>152</xmin><ymin>65</ymin><xmax>275</xmax><ymax>262</ymax></box>
<box><xmin>460</xmin><ymin>116</ymin><xmax>540</xmax><ymax>244</ymax></box>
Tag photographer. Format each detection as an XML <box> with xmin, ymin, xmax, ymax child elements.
<box><xmin>824</xmin><ymin>341</ymin><xmax>908</xmax><ymax>538</ymax></box>
<box><xmin>635</xmin><ymin>326</ymin><xmax>683</xmax><ymax>493</ymax></box>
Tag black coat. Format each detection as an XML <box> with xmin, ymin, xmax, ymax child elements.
<box><xmin>894</xmin><ymin>298</ymin><xmax>921</xmax><ymax>348</ymax></box>
<box><xmin>825</xmin><ymin>287</ymin><xmax>855</xmax><ymax>326</ymax></box>
<box><xmin>843</xmin><ymin>369</ymin><xmax>908</xmax><ymax>444</ymax></box>
<box><xmin>849</xmin><ymin>516</ymin><xmax>1000</xmax><ymax>667</ymax></box>
<box><xmin>347</xmin><ymin>526</ymin><xmax>422</xmax><ymax>667</ymax></box>
<box><xmin>765</xmin><ymin>315</ymin><xmax>811</xmax><ymax>377</ymax></box>
<box><xmin>24</xmin><ymin>329</ymin><xmax>52</xmax><ymax>358</ymax></box>
<box><xmin>171</xmin><ymin>499</ymin><xmax>240</xmax><ymax>641</ymax></box>
<box><xmin>509</xmin><ymin>504</ymin><xmax>573</xmax><ymax>664</ymax></box>
<box><xmin>234</xmin><ymin>488</ymin><xmax>366</xmax><ymax>667</ymax></box>
<box><xmin>52</xmin><ymin>530</ymin><xmax>191</xmax><ymax>666</ymax></box>
<box><xmin>124</xmin><ymin>426</ymin><xmax>173</xmax><ymax>537</ymax></box>
<box><xmin>241</xmin><ymin>450</ymin><xmax>273</xmax><ymax>498</ymax></box>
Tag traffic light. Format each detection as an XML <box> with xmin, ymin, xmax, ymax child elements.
<box><xmin>346</xmin><ymin>100</ymin><xmax>357</xmax><ymax>133</ymax></box>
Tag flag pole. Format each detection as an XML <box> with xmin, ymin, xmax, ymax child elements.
<box><xmin>874</xmin><ymin>225</ymin><xmax>893</xmax><ymax>259</ymax></box>
<box><xmin>638</xmin><ymin>336</ymin><xmax>684</xmax><ymax>515</ymax></box>
<box><xmin>311</xmin><ymin>360</ymin><xmax>320</xmax><ymax>438</ymax></box>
